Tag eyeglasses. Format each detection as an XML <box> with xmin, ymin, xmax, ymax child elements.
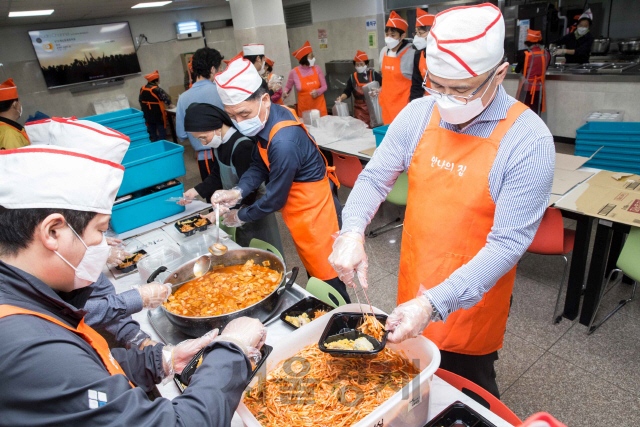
<box><xmin>422</xmin><ymin>66</ymin><xmax>500</xmax><ymax>105</ymax></box>
<box><xmin>413</xmin><ymin>29</ymin><xmax>429</xmax><ymax>37</ymax></box>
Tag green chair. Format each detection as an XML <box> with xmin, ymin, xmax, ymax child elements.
<box><xmin>306</xmin><ymin>277</ymin><xmax>347</xmax><ymax>308</ymax></box>
<box><xmin>588</xmin><ymin>227</ymin><xmax>640</xmax><ymax>334</ymax></box>
<box><xmin>249</xmin><ymin>238</ymin><xmax>283</xmax><ymax>260</ymax></box>
<box><xmin>218</xmin><ymin>224</ymin><xmax>237</xmax><ymax>243</ymax></box>
<box><xmin>367</xmin><ymin>171</ymin><xmax>408</xmax><ymax>238</ymax></box>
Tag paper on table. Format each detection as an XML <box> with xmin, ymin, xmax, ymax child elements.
<box><xmin>555</xmin><ymin>147</ymin><xmax>602</xmax><ymax>171</ymax></box>
<box><xmin>551</xmin><ymin>169</ymin><xmax>594</xmax><ymax>195</ymax></box>
<box><xmin>359</xmin><ymin>146</ymin><xmax>377</xmax><ymax>157</ymax></box>
<box><xmin>548</xmin><ymin>194</ymin><xmax>562</xmax><ymax>207</ymax></box>
<box><xmin>115</xmin><ymin>220</ymin><xmax>166</xmax><ymax>240</ymax></box>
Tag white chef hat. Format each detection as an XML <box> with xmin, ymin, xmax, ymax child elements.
<box><xmin>426</xmin><ymin>3</ymin><xmax>505</xmax><ymax>79</ymax></box>
<box><xmin>578</xmin><ymin>8</ymin><xmax>593</xmax><ymax>23</ymax></box>
<box><xmin>215</xmin><ymin>58</ymin><xmax>264</xmax><ymax>106</ymax></box>
<box><xmin>25</xmin><ymin>117</ymin><xmax>130</xmax><ymax>164</ymax></box>
<box><xmin>243</xmin><ymin>44</ymin><xmax>264</xmax><ymax>56</ymax></box>
<box><xmin>0</xmin><ymin>146</ymin><xmax>124</xmax><ymax>214</ymax></box>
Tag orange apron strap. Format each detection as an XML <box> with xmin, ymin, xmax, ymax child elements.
<box><xmin>490</xmin><ymin>102</ymin><xmax>529</xmax><ymax>141</ymax></box>
<box><xmin>428</xmin><ymin>105</ymin><xmax>442</xmax><ymax>128</ymax></box>
<box><xmin>205</xmin><ymin>149</ymin><xmax>212</xmax><ymax>175</ymax></box>
<box><xmin>0</xmin><ymin>305</ymin><xmax>134</xmax><ymax>387</ymax></box>
<box><xmin>141</xmin><ymin>86</ymin><xmax>167</xmax><ymax>128</ymax></box>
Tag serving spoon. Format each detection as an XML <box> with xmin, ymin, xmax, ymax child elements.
<box><xmin>208</xmin><ymin>203</ymin><xmax>228</xmax><ymax>256</ymax></box>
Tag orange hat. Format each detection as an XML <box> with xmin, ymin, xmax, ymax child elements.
<box><xmin>292</xmin><ymin>41</ymin><xmax>312</xmax><ymax>61</ymax></box>
<box><xmin>354</xmin><ymin>50</ymin><xmax>368</xmax><ymax>62</ymax></box>
<box><xmin>265</xmin><ymin>57</ymin><xmax>274</xmax><ymax>67</ymax></box>
<box><xmin>223</xmin><ymin>52</ymin><xmax>244</xmax><ymax>65</ymax></box>
<box><xmin>0</xmin><ymin>78</ymin><xmax>19</xmax><ymax>101</ymax></box>
<box><xmin>526</xmin><ymin>29</ymin><xmax>542</xmax><ymax>43</ymax></box>
<box><xmin>416</xmin><ymin>8</ymin><xmax>435</xmax><ymax>27</ymax></box>
<box><xmin>386</xmin><ymin>11</ymin><xmax>408</xmax><ymax>33</ymax></box>
<box><xmin>144</xmin><ymin>70</ymin><xmax>159</xmax><ymax>82</ymax></box>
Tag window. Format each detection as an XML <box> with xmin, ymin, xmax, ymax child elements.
<box><xmin>284</xmin><ymin>2</ymin><xmax>312</xmax><ymax>28</ymax></box>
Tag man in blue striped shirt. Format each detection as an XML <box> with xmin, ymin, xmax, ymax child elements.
<box><xmin>329</xmin><ymin>3</ymin><xmax>554</xmax><ymax>397</ymax></box>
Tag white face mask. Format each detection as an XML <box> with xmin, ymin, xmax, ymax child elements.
<box><xmin>204</xmin><ymin>130</ymin><xmax>223</xmax><ymax>149</ymax></box>
<box><xmin>355</xmin><ymin>65</ymin><xmax>367</xmax><ymax>74</ymax></box>
<box><xmin>413</xmin><ymin>35</ymin><xmax>427</xmax><ymax>51</ymax></box>
<box><xmin>55</xmin><ymin>224</ymin><xmax>110</xmax><ymax>289</ymax></box>
<box><xmin>308</xmin><ymin>57</ymin><xmax>316</xmax><ymax>67</ymax></box>
<box><xmin>232</xmin><ymin>96</ymin><xmax>268</xmax><ymax>137</ymax></box>
<box><xmin>259</xmin><ymin>61</ymin><xmax>266</xmax><ymax>74</ymax></box>
<box><xmin>576</xmin><ymin>27</ymin><xmax>588</xmax><ymax>36</ymax></box>
<box><xmin>435</xmin><ymin>71</ymin><xmax>499</xmax><ymax>125</ymax></box>
<box><xmin>385</xmin><ymin>37</ymin><xmax>400</xmax><ymax>50</ymax></box>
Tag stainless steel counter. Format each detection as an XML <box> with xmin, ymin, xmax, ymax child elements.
<box><xmin>505</xmin><ymin>67</ymin><xmax>640</xmax><ymax>82</ymax></box>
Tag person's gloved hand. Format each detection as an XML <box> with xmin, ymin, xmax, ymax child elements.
<box><xmin>215</xmin><ymin>317</ymin><xmax>267</xmax><ymax>363</ymax></box>
<box><xmin>212</xmin><ymin>187</ymin><xmax>243</xmax><ymax>210</ymax></box>
<box><xmin>178</xmin><ymin>188</ymin><xmax>199</xmax><ymax>206</ymax></box>
<box><xmin>107</xmin><ymin>246</ymin><xmax>131</xmax><ymax>266</ymax></box>
<box><xmin>311</xmin><ymin>89</ymin><xmax>319</xmax><ymax>98</ymax></box>
<box><xmin>106</xmin><ymin>237</ymin><xmax>123</xmax><ymax>246</ymax></box>
<box><xmin>162</xmin><ymin>329</ymin><xmax>219</xmax><ymax>379</ymax></box>
<box><xmin>553</xmin><ymin>48</ymin><xmax>567</xmax><ymax>56</ymax></box>
<box><xmin>222</xmin><ymin>209</ymin><xmax>245</xmax><ymax>228</ymax></box>
<box><xmin>385</xmin><ymin>295</ymin><xmax>433</xmax><ymax>343</ymax></box>
<box><xmin>328</xmin><ymin>232</ymin><xmax>368</xmax><ymax>289</ymax></box>
<box><xmin>136</xmin><ymin>282</ymin><xmax>172</xmax><ymax>309</ymax></box>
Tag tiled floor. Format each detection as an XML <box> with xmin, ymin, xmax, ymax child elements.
<box><xmin>177</xmin><ymin>138</ymin><xmax>640</xmax><ymax>426</ymax></box>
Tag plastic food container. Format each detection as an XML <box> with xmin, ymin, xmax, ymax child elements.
<box><xmin>236</xmin><ymin>303</ymin><xmax>441</xmax><ymax>427</ymax></box>
<box><xmin>137</xmin><ymin>245</ymin><xmax>183</xmax><ymax>283</ymax></box>
<box><xmin>318</xmin><ymin>312</ymin><xmax>389</xmax><ymax>358</ymax></box>
<box><xmin>110</xmin><ymin>183</ymin><xmax>185</xmax><ymax>234</ymax></box>
<box><xmin>118</xmin><ymin>141</ymin><xmax>186</xmax><ymax>196</ymax></box>
<box><xmin>115</xmin><ymin>249</ymin><xmax>147</xmax><ymax>274</ymax></box>
<box><xmin>179</xmin><ymin>229</ymin><xmax>229</xmax><ymax>258</ymax></box>
<box><xmin>175</xmin><ymin>345</ymin><xmax>273</xmax><ymax>392</ymax></box>
<box><xmin>373</xmin><ymin>124</ymin><xmax>390</xmax><ymax>146</ymax></box>
<box><xmin>279</xmin><ymin>297</ymin><xmax>334</xmax><ymax>329</ymax></box>
<box><xmin>175</xmin><ymin>215</ymin><xmax>211</xmax><ymax>237</ymax></box>
<box><xmin>83</xmin><ymin>108</ymin><xmax>144</xmax><ymax>129</ymax></box>
<box><xmin>425</xmin><ymin>401</ymin><xmax>497</xmax><ymax>427</ymax></box>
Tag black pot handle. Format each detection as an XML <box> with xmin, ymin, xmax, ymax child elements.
<box><xmin>147</xmin><ymin>266</ymin><xmax>167</xmax><ymax>283</ymax></box>
<box><xmin>278</xmin><ymin>267</ymin><xmax>299</xmax><ymax>296</ymax></box>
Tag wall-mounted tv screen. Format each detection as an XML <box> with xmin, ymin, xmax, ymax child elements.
<box><xmin>29</xmin><ymin>22</ymin><xmax>141</xmax><ymax>89</ymax></box>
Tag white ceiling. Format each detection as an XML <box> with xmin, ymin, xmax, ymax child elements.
<box><xmin>0</xmin><ymin>0</ymin><xmax>230</xmax><ymax>26</ymax></box>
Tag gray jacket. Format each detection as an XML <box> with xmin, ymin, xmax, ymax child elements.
<box><xmin>0</xmin><ymin>261</ymin><xmax>251</xmax><ymax>427</ymax></box>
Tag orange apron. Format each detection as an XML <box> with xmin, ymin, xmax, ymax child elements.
<box><xmin>259</xmin><ymin>106</ymin><xmax>339</xmax><ymax>280</ymax></box>
<box><xmin>295</xmin><ymin>67</ymin><xmax>328</xmax><ymax>117</ymax></box>
<box><xmin>379</xmin><ymin>45</ymin><xmax>412</xmax><ymax>125</ymax></box>
<box><xmin>269</xmin><ymin>73</ymin><xmax>284</xmax><ymax>105</ymax></box>
<box><xmin>516</xmin><ymin>47</ymin><xmax>547</xmax><ymax>115</ymax></box>
<box><xmin>0</xmin><ymin>122</ymin><xmax>30</xmax><ymax>145</ymax></box>
<box><xmin>139</xmin><ymin>85</ymin><xmax>167</xmax><ymax>127</ymax></box>
<box><xmin>418</xmin><ymin>50</ymin><xmax>431</xmax><ymax>96</ymax></box>
<box><xmin>353</xmin><ymin>71</ymin><xmax>374</xmax><ymax>127</ymax></box>
<box><xmin>398</xmin><ymin>102</ymin><xmax>529</xmax><ymax>356</ymax></box>
<box><xmin>0</xmin><ymin>305</ymin><xmax>135</xmax><ymax>387</ymax></box>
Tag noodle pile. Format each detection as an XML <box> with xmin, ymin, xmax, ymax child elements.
<box><xmin>244</xmin><ymin>344</ymin><xmax>419</xmax><ymax>427</ymax></box>
<box><xmin>357</xmin><ymin>314</ymin><xmax>385</xmax><ymax>341</ymax></box>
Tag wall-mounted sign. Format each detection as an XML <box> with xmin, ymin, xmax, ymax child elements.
<box><xmin>366</xmin><ymin>19</ymin><xmax>377</xmax><ymax>31</ymax></box>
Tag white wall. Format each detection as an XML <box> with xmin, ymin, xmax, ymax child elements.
<box><xmin>0</xmin><ymin>5</ymin><xmax>232</xmax><ymax>120</ymax></box>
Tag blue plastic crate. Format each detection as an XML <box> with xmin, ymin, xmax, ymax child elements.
<box><xmin>575</xmin><ymin>148</ymin><xmax>640</xmax><ymax>163</ymax></box>
<box><xmin>584</xmin><ymin>159</ymin><xmax>640</xmax><ymax>175</ymax></box>
<box><xmin>576</xmin><ymin>121</ymin><xmax>640</xmax><ymax>143</ymax></box>
<box><xmin>109</xmin><ymin>121</ymin><xmax>148</xmax><ymax>135</ymax></box>
<box><xmin>84</xmin><ymin>108</ymin><xmax>144</xmax><ymax>128</ymax></box>
<box><xmin>111</xmin><ymin>183</ymin><xmax>185</xmax><ymax>234</ymax></box>
<box><xmin>373</xmin><ymin>124</ymin><xmax>390</xmax><ymax>147</ymax></box>
<box><xmin>119</xmin><ymin>140</ymin><xmax>186</xmax><ymax>196</ymax></box>
<box><xmin>129</xmin><ymin>134</ymin><xmax>151</xmax><ymax>148</ymax></box>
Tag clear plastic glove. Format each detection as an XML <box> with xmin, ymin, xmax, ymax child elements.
<box><xmin>328</xmin><ymin>231</ymin><xmax>368</xmax><ymax>289</ymax></box>
<box><xmin>178</xmin><ymin>188</ymin><xmax>199</xmax><ymax>206</ymax></box>
<box><xmin>161</xmin><ymin>329</ymin><xmax>219</xmax><ymax>381</ymax></box>
<box><xmin>211</xmin><ymin>187</ymin><xmax>243</xmax><ymax>210</ymax></box>
<box><xmin>136</xmin><ymin>282</ymin><xmax>172</xmax><ymax>309</ymax></box>
<box><xmin>107</xmin><ymin>246</ymin><xmax>131</xmax><ymax>266</ymax></box>
<box><xmin>125</xmin><ymin>329</ymin><xmax>151</xmax><ymax>350</ymax></box>
<box><xmin>311</xmin><ymin>89</ymin><xmax>319</xmax><ymax>98</ymax></box>
<box><xmin>369</xmin><ymin>88</ymin><xmax>380</xmax><ymax>97</ymax></box>
<box><xmin>106</xmin><ymin>237</ymin><xmax>123</xmax><ymax>246</ymax></box>
<box><xmin>222</xmin><ymin>209</ymin><xmax>245</xmax><ymax>228</ymax></box>
<box><xmin>385</xmin><ymin>295</ymin><xmax>432</xmax><ymax>344</ymax></box>
<box><xmin>215</xmin><ymin>317</ymin><xmax>267</xmax><ymax>364</ymax></box>
<box><xmin>553</xmin><ymin>48</ymin><xmax>567</xmax><ymax>56</ymax></box>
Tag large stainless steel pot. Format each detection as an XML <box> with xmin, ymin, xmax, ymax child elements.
<box><xmin>148</xmin><ymin>249</ymin><xmax>298</xmax><ymax>337</ymax></box>
<box><xmin>618</xmin><ymin>39</ymin><xmax>640</xmax><ymax>54</ymax></box>
<box><xmin>591</xmin><ymin>37</ymin><xmax>610</xmax><ymax>54</ymax></box>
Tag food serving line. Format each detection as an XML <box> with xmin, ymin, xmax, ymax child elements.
<box><xmin>103</xmin><ymin>205</ymin><xmax>513</xmax><ymax>426</ymax></box>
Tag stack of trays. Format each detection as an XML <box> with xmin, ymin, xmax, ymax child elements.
<box><xmin>575</xmin><ymin>122</ymin><xmax>640</xmax><ymax>175</ymax></box>
<box><xmin>83</xmin><ymin>108</ymin><xmax>151</xmax><ymax>148</ymax></box>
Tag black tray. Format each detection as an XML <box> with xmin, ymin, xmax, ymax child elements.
<box><xmin>425</xmin><ymin>401</ymin><xmax>497</xmax><ymax>427</ymax></box>
<box><xmin>318</xmin><ymin>312</ymin><xmax>388</xmax><ymax>358</ymax></box>
<box><xmin>175</xmin><ymin>344</ymin><xmax>273</xmax><ymax>392</ymax></box>
<box><xmin>174</xmin><ymin>215</ymin><xmax>211</xmax><ymax>237</ymax></box>
<box><xmin>115</xmin><ymin>249</ymin><xmax>147</xmax><ymax>273</ymax></box>
<box><xmin>280</xmin><ymin>297</ymin><xmax>333</xmax><ymax>329</ymax></box>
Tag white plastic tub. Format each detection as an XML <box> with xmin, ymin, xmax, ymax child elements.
<box><xmin>237</xmin><ymin>303</ymin><xmax>441</xmax><ymax>427</ymax></box>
